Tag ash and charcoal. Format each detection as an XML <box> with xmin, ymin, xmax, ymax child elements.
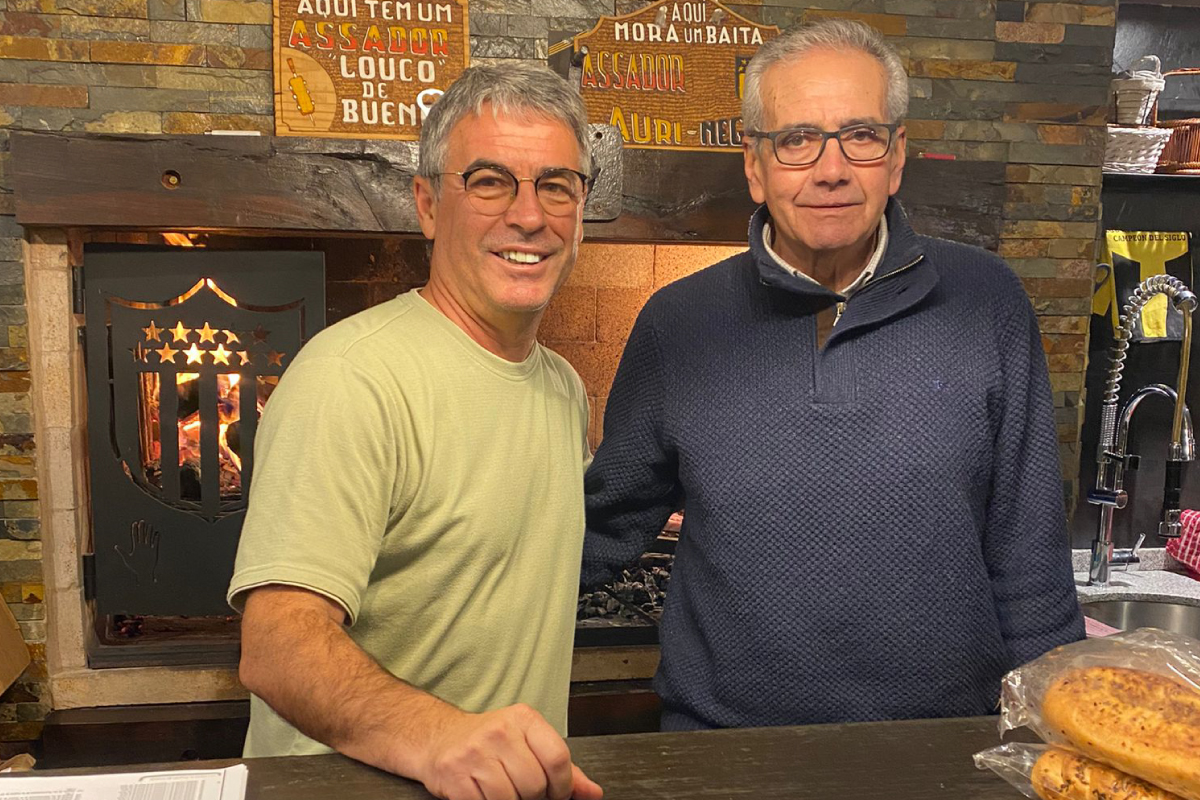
<box><xmin>577</xmin><ymin>553</ymin><xmax>673</xmax><ymax>626</ymax></box>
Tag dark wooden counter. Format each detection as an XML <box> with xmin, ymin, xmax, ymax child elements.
<box><xmin>23</xmin><ymin>715</ymin><xmax>1035</xmax><ymax>799</ymax></box>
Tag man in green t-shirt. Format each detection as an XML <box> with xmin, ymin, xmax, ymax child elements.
<box><xmin>228</xmin><ymin>63</ymin><xmax>603</xmax><ymax>800</ymax></box>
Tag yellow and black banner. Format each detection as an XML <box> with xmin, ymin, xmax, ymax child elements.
<box><xmin>1095</xmin><ymin>231</ymin><xmax>1193</xmax><ymax>342</ymax></box>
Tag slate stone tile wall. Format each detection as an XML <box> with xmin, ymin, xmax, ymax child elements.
<box><xmin>0</xmin><ymin>0</ymin><xmax>1115</xmax><ymax>745</ymax></box>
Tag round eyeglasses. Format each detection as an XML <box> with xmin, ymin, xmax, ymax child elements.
<box><xmin>746</xmin><ymin>123</ymin><xmax>900</xmax><ymax>166</ymax></box>
<box><xmin>438</xmin><ymin>165</ymin><xmax>594</xmax><ymax>217</ymax></box>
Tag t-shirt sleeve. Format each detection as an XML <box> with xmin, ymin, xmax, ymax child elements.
<box><xmin>576</xmin><ymin>371</ymin><xmax>593</xmax><ymax>469</ymax></box>
<box><xmin>226</xmin><ymin>353</ymin><xmax>402</xmax><ymax>625</ymax></box>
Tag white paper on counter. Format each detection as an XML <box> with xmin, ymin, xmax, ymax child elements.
<box><xmin>0</xmin><ymin>763</ymin><xmax>247</xmax><ymax>800</ymax></box>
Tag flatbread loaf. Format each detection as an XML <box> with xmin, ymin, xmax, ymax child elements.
<box><xmin>1041</xmin><ymin>666</ymin><xmax>1200</xmax><ymax>800</ymax></box>
<box><xmin>1031</xmin><ymin>748</ymin><xmax>1184</xmax><ymax>800</ymax></box>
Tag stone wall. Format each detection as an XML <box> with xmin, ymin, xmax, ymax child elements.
<box><xmin>0</xmin><ymin>0</ymin><xmax>1113</xmax><ymax>745</ymax></box>
<box><xmin>0</xmin><ymin>0</ymin><xmax>276</xmax><ymax>747</ymax></box>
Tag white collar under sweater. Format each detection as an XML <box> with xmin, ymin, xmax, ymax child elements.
<box><xmin>762</xmin><ymin>214</ymin><xmax>889</xmax><ymax>298</ymax></box>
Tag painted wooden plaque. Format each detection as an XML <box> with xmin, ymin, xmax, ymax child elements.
<box><xmin>550</xmin><ymin>0</ymin><xmax>778</xmax><ymax>151</ymax></box>
<box><xmin>274</xmin><ymin>0</ymin><xmax>469</xmax><ymax>139</ymax></box>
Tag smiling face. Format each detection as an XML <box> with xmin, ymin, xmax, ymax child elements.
<box><xmin>414</xmin><ymin>106</ymin><xmax>586</xmax><ymax>330</ymax></box>
<box><xmin>744</xmin><ymin>47</ymin><xmax>905</xmax><ymax>272</ymax></box>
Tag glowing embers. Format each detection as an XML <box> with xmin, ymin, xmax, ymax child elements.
<box><xmin>133</xmin><ymin>316</ymin><xmax>290</xmax><ymax>501</ymax></box>
<box><xmin>137</xmin><ymin>371</ymin><xmax>280</xmax><ymax>501</ymax></box>
<box><xmin>124</xmin><ymin>291</ymin><xmax>295</xmax><ymax>510</ymax></box>
<box><xmin>132</xmin><ymin>311</ymin><xmax>290</xmax><ymax>501</ymax></box>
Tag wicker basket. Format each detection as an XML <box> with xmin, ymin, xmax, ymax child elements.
<box><xmin>1153</xmin><ymin>68</ymin><xmax>1200</xmax><ymax>174</ymax></box>
<box><xmin>1111</xmin><ymin>55</ymin><xmax>1165</xmax><ymax>126</ymax></box>
<box><xmin>1105</xmin><ymin>125</ymin><xmax>1174</xmax><ymax>173</ymax></box>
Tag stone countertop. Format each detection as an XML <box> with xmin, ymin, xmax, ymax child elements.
<box><xmin>1072</xmin><ymin>547</ymin><xmax>1200</xmax><ymax>606</ymax></box>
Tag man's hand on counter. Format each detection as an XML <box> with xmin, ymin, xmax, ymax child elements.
<box><xmin>417</xmin><ymin>704</ymin><xmax>603</xmax><ymax>800</ymax></box>
<box><xmin>240</xmin><ymin>586</ymin><xmax>602</xmax><ymax>800</ymax></box>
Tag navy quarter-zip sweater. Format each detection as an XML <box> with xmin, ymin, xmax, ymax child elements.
<box><xmin>582</xmin><ymin>200</ymin><xmax>1085</xmax><ymax>731</ymax></box>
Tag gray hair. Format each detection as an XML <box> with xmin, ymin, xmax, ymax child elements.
<box><xmin>417</xmin><ymin>63</ymin><xmax>592</xmax><ymax>185</ymax></box>
<box><xmin>742</xmin><ymin>18</ymin><xmax>909</xmax><ymax>131</ymax></box>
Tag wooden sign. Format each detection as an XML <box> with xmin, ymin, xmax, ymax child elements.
<box><xmin>550</xmin><ymin>0</ymin><xmax>778</xmax><ymax>152</ymax></box>
<box><xmin>274</xmin><ymin>0</ymin><xmax>469</xmax><ymax>139</ymax></box>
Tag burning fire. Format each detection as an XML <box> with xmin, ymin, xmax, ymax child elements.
<box><xmin>136</xmin><ymin>311</ymin><xmax>281</xmax><ymax>501</ymax></box>
<box><xmin>140</xmin><ymin>370</ymin><xmax>274</xmax><ymax>500</ymax></box>
<box><xmin>175</xmin><ymin>372</ymin><xmax>246</xmax><ymax>496</ymax></box>
<box><xmin>161</xmin><ymin>232</ymin><xmax>205</xmax><ymax>248</ymax></box>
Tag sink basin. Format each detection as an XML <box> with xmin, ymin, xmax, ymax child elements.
<box><xmin>1080</xmin><ymin>599</ymin><xmax>1200</xmax><ymax>639</ymax></box>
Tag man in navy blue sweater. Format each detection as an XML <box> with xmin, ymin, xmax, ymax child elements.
<box><xmin>582</xmin><ymin>19</ymin><xmax>1085</xmax><ymax>731</ymax></box>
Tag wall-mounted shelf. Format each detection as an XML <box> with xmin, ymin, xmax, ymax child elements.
<box><xmin>1120</xmin><ymin>0</ymin><xmax>1200</xmax><ymax>7</ymax></box>
<box><xmin>1103</xmin><ymin>171</ymin><xmax>1200</xmax><ymax>188</ymax></box>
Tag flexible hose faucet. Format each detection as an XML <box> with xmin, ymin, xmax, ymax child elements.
<box><xmin>1088</xmin><ymin>274</ymin><xmax>1197</xmax><ymax>586</ymax></box>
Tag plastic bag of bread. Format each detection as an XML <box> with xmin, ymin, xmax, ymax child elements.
<box><xmin>974</xmin><ymin>743</ymin><xmax>1186</xmax><ymax>800</ymax></box>
<box><xmin>997</xmin><ymin>628</ymin><xmax>1200</xmax><ymax>800</ymax></box>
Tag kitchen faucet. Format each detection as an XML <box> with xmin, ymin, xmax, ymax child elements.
<box><xmin>1088</xmin><ymin>274</ymin><xmax>1197</xmax><ymax>586</ymax></box>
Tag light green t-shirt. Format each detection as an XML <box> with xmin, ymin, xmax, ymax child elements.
<box><xmin>227</xmin><ymin>289</ymin><xmax>589</xmax><ymax>756</ymax></box>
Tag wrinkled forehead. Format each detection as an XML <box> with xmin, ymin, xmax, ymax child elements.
<box><xmin>444</xmin><ymin>106</ymin><xmax>586</xmax><ymax>172</ymax></box>
<box><xmin>760</xmin><ymin>49</ymin><xmax>890</xmax><ymax>129</ymax></box>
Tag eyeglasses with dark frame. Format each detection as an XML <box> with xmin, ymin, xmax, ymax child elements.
<box><xmin>746</xmin><ymin>123</ymin><xmax>901</xmax><ymax>167</ymax></box>
<box><xmin>437</xmin><ymin>164</ymin><xmax>596</xmax><ymax>217</ymax></box>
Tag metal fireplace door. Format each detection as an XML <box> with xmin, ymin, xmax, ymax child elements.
<box><xmin>81</xmin><ymin>247</ymin><xmax>324</xmax><ymax>616</ymax></box>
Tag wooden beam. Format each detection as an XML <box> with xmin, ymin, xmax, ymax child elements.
<box><xmin>12</xmin><ymin>130</ymin><xmax>624</xmax><ymax>233</ymax></box>
<box><xmin>13</xmin><ymin>130</ymin><xmax>752</xmax><ymax>242</ymax></box>
<box><xmin>12</xmin><ymin>131</ymin><xmax>1007</xmax><ymax>249</ymax></box>
<box><xmin>14</xmin><ymin>132</ymin><xmax>420</xmax><ymax>232</ymax></box>
<box><xmin>587</xmin><ymin>148</ymin><xmax>755</xmax><ymax>243</ymax></box>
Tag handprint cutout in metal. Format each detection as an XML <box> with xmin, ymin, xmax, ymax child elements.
<box><xmin>115</xmin><ymin>520</ymin><xmax>160</xmax><ymax>585</ymax></box>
